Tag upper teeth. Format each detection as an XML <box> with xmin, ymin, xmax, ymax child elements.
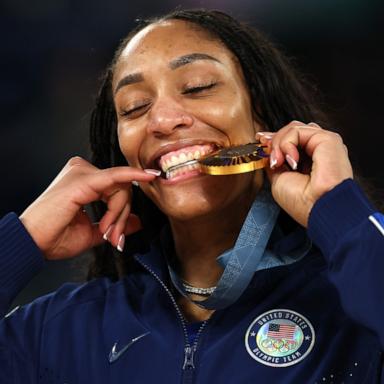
<box><xmin>159</xmin><ymin>144</ymin><xmax>215</xmax><ymax>172</ymax></box>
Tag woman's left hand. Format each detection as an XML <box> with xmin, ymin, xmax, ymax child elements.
<box><xmin>256</xmin><ymin>121</ymin><xmax>353</xmax><ymax>227</ymax></box>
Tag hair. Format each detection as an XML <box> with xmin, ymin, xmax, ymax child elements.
<box><xmin>87</xmin><ymin>9</ymin><xmax>328</xmax><ymax>281</ymax></box>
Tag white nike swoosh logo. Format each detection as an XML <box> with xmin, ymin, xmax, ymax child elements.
<box><xmin>108</xmin><ymin>332</ymin><xmax>150</xmax><ymax>363</ymax></box>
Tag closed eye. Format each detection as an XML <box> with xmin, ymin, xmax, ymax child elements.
<box><xmin>182</xmin><ymin>82</ymin><xmax>217</xmax><ymax>95</ymax></box>
<box><xmin>119</xmin><ymin>102</ymin><xmax>150</xmax><ymax>119</ymax></box>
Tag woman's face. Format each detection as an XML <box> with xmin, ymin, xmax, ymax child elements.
<box><xmin>113</xmin><ymin>20</ymin><xmax>263</xmax><ymax>221</ymax></box>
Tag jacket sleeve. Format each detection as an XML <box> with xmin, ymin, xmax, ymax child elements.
<box><xmin>0</xmin><ymin>212</ymin><xmax>46</xmax><ymax>383</ymax></box>
<box><xmin>307</xmin><ymin>179</ymin><xmax>384</xmax><ymax>349</ymax></box>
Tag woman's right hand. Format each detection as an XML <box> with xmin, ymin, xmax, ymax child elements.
<box><xmin>19</xmin><ymin>156</ymin><xmax>158</xmax><ymax>260</ymax></box>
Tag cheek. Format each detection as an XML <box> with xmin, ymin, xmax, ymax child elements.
<box><xmin>194</xmin><ymin>96</ymin><xmax>253</xmax><ymax>138</ymax></box>
<box><xmin>222</xmin><ymin>101</ymin><xmax>257</xmax><ymax>143</ymax></box>
<box><xmin>117</xmin><ymin>122</ymin><xmax>144</xmax><ymax>167</ymax></box>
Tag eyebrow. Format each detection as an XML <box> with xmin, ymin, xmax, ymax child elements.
<box><xmin>169</xmin><ymin>53</ymin><xmax>221</xmax><ymax>70</ymax></box>
<box><xmin>114</xmin><ymin>73</ymin><xmax>144</xmax><ymax>95</ymax></box>
<box><xmin>114</xmin><ymin>53</ymin><xmax>221</xmax><ymax>95</ymax></box>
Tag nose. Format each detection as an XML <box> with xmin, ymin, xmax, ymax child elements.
<box><xmin>146</xmin><ymin>99</ymin><xmax>194</xmax><ymax>136</ymax></box>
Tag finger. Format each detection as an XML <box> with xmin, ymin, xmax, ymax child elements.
<box><xmin>267</xmin><ymin>121</ymin><xmax>306</xmax><ymax>168</ymax></box>
<box><xmin>308</xmin><ymin>122</ymin><xmax>322</xmax><ymax>128</ymax></box>
<box><xmin>69</xmin><ymin>210</ymin><xmax>105</xmax><ymax>253</ymax></box>
<box><xmin>65</xmin><ymin>156</ymin><xmax>98</xmax><ymax>169</ymax></box>
<box><xmin>274</xmin><ymin>120</ymin><xmax>322</xmax><ymax>137</ymax></box>
<box><xmin>256</xmin><ymin>132</ymin><xmax>276</xmax><ymax>146</ymax></box>
<box><xmin>99</xmin><ymin>188</ymin><xmax>131</xmax><ymax>234</ymax></box>
<box><xmin>73</xmin><ymin>167</ymin><xmax>157</xmax><ymax>206</ymax></box>
<box><xmin>108</xmin><ymin>204</ymin><xmax>131</xmax><ymax>247</ymax></box>
<box><xmin>256</xmin><ymin>131</ymin><xmax>275</xmax><ymax>139</ymax></box>
<box><xmin>46</xmin><ymin>157</ymin><xmax>97</xmax><ymax>190</ymax></box>
<box><xmin>303</xmin><ymin>130</ymin><xmax>344</xmax><ymax>159</ymax></box>
<box><xmin>109</xmin><ymin>212</ymin><xmax>143</xmax><ymax>251</ymax></box>
<box><xmin>60</xmin><ymin>156</ymin><xmax>99</xmax><ymax>178</ymax></box>
<box><xmin>107</xmin><ymin>212</ymin><xmax>142</xmax><ymax>252</ymax></box>
<box><xmin>270</xmin><ymin>125</ymin><xmax>323</xmax><ymax>169</ymax></box>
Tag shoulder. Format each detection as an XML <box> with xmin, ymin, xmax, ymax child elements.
<box><xmin>9</xmin><ymin>277</ymin><xmax>121</xmax><ymax>325</ymax></box>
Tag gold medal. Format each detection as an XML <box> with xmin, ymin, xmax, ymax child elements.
<box><xmin>199</xmin><ymin>143</ymin><xmax>269</xmax><ymax>175</ymax></box>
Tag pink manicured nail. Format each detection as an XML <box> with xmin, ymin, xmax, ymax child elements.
<box><xmin>103</xmin><ymin>225</ymin><xmax>113</xmax><ymax>241</ymax></box>
<box><xmin>286</xmin><ymin>154</ymin><xmax>298</xmax><ymax>170</ymax></box>
<box><xmin>117</xmin><ymin>234</ymin><xmax>125</xmax><ymax>252</ymax></box>
<box><xmin>144</xmin><ymin>169</ymin><xmax>161</xmax><ymax>176</ymax></box>
<box><xmin>257</xmin><ymin>132</ymin><xmax>273</xmax><ymax>139</ymax></box>
<box><xmin>270</xmin><ymin>150</ymin><xmax>277</xmax><ymax>169</ymax></box>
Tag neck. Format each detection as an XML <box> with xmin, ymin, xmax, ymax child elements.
<box><xmin>169</xmin><ymin>183</ymin><xmax>261</xmax><ymax>288</ymax></box>
<box><xmin>168</xmin><ymin>175</ymin><xmax>263</xmax><ymax>322</ymax></box>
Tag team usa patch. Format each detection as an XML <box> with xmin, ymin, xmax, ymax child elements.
<box><xmin>245</xmin><ymin>309</ymin><xmax>315</xmax><ymax>367</ymax></box>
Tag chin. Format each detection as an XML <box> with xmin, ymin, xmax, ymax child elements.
<box><xmin>158</xmin><ymin>191</ymin><xmax>220</xmax><ymax>222</ymax></box>
<box><xmin>153</xmin><ymin>175</ymin><xmax>255</xmax><ymax>222</ymax></box>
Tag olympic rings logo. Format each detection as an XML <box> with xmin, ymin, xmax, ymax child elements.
<box><xmin>261</xmin><ymin>337</ymin><xmax>298</xmax><ymax>353</ymax></box>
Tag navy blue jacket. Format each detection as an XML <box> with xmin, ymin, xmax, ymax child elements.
<box><xmin>0</xmin><ymin>179</ymin><xmax>383</xmax><ymax>383</ymax></box>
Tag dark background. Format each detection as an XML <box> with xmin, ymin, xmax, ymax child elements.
<box><xmin>1</xmin><ymin>0</ymin><xmax>382</xmax><ymax>308</ymax></box>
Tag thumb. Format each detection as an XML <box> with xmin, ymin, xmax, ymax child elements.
<box><xmin>264</xmin><ymin>163</ymin><xmax>288</xmax><ymax>191</ymax></box>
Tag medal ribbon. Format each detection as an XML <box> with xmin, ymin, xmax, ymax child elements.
<box><xmin>168</xmin><ymin>189</ymin><xmax>281</xmax><ymax>310</ymax></box>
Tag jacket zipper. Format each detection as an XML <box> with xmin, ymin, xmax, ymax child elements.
<box><xmin>135</xmin><ymin>256</ymin><xmax>209</xmax><ymax>383</ymax></box>
<box><xmin>183</xmin><ymin>319</ymin><xmax>208</xmax><ymax>369</ymax></box>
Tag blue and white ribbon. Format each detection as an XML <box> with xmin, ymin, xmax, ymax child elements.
<box><xmin>167</xmin><ymin>188</ymin><xmax>311</xmax><ymax>310</ymax></box>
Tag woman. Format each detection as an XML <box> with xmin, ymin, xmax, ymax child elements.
<box><xmin>1</xmin><ymin>9</ymin><xmax>383</xmax><ymax>383</ymax></box>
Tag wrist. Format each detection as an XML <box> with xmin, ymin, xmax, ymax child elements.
<box><xmin>19</xmin><ymin>210</ymin><xmax>47</xmax><ymax>257</ymax></box>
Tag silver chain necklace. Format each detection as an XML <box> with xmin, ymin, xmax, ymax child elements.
<box><xmin>182</xmin><ymin>281</ymin><xmax>217</xmax><ymax>296</ymax></box>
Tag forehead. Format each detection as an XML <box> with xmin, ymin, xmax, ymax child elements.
<box><xmin>114</xmin><ymin>20</ymin><xmax>236</xmax><ymax>75</ymax></box>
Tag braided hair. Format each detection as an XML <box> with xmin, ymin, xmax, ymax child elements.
<box><xmin>87</xmin><ymin>9</ymin><xmax>327</xmax><ymax>281</ymax></box>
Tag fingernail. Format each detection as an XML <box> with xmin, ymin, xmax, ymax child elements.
<box><xmin>132</xmin><ymin>180</ymin><xmax>139</xmax><ymax>186</ymax></box>
<box><xmin>270</xmin><ymin>150</ymin><xmax>277</xmax><ymax>169</ymax></box>
<box><xmin>286</xmin><ymin>154</ymin><xmax>298</xmax><ymax>170</ymax></box>
<box><xmin>257</xmin><ymin>132</ymin><xmax>273</xmax><ymax>139</ymax></box>
<box><xmin>103</xmin><ymin>225</ymin><xmax>114</xmax><ymax>241</ymax></box>
<box><xmin>144</xmin><ymin>169</ymin><xmax>161</xmax><ymax>176</ymax></box>
<box><xmin>117</xmin><ymin>234</ymin><xmax>125</xmax><ymax>252</ymax></box>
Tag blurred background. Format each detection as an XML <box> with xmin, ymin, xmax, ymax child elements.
<box><xmin>1</xmin><ymin>0</ymin><xmax>383</xmax><ymax>308</ymax></box>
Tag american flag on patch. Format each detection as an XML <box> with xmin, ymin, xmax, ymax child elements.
<box><xmin>267</xmin><ymin>323</ymin><xmax>296</xmax><ymax>340</ymax></box>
